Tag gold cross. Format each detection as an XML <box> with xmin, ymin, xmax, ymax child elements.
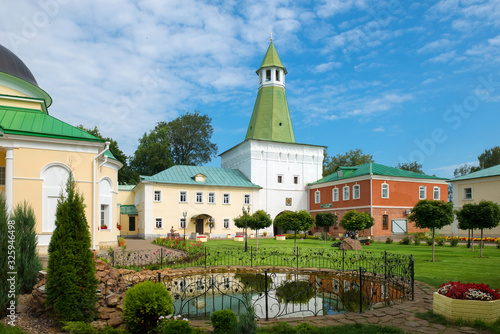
<box><xmin>271</xmin><ymin>32</ymin><xmax>273</xmax><ymax>41</ymax></box>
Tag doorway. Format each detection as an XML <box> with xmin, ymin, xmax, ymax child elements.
<box><xmin>129</xmin><ymin>216</ymin><xmax>136</xmax><ymax>232</ymax></box>
<box><xmin>196</xmin><ymin>219</ymin><xmax>204</xmax><ymax>234</ymax></box>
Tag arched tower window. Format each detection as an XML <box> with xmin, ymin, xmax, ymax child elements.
<box><xmin>99</xmin><ymin>177</ymin><xmax>113</xmax><ymax>230</ymax></box>
<box><xmin>41</xmin><ymin>163</ymin><xmax>70</xmax><ymax>232</ymax></box>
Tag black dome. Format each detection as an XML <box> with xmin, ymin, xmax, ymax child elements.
<box><xmin>0</xmin><ymin>44</ymin><xmax>38</xmax><ymax>87</ymax></box>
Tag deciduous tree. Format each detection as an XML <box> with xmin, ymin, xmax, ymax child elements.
<box><xmin>323</xmin><ymin>149</ymin><xmax>373</xmax><ymax>176</ymax></box>
<box><xmin>478</xmin><ymin>146</ymin><xmax>500</xmax><ymax>169</ymax></box>
<box><xmin>396</xmin><ymin>161</ymin><xmax>424</xmax><ymax>174</ymax></box>
<box><xmin>408</xmin><ymin>200</ymin><xmax>454</xmax><ymax>262</ymax></box>
<box><xmin>315</xmin><ymin>213</ymin><xmax>337</xmax><ymax>243</ymax></box>
<box><xmin>274</xmin><ymin>210</ymin><xmax>314</xmax><ymax>254</ymax></box>
<box><xmin>234</xmin><ymin>210</ymin><xmax>272</xmax><ymax>250</ymax></box>
<box><xmin>339</xmin><ymin>210</ymin><xmax>373</xmax><ymax>259</ymax></box>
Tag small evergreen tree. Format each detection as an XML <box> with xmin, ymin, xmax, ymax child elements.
<box><xmin>315</xmin><ymin>213</ymin><xmax>337</xmax><ymax>243</ymax></box>
<box><xmin>13</xmin><ymin>201</ymin><xmax>41</xmax><ymax>294</ymax></box>
<box><xmin>0</xmin><ymin>194</ymin><xmax>11</xmax><ymax>316</ymax></box>
<box><xmin>274</xmin><ymin>210</ymin><xmax>314</xmax><ymax>254</ymax></box>
<box><xmin>46</xmin><ymin>173</ymin><xmax>98</xmax><ymax>322</ymax></box>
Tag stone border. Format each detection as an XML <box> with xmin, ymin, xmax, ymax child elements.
<box><xmin>433</xmin><ymin>292</ymin><xmax>500</xmax><ymax>324</ymax></box>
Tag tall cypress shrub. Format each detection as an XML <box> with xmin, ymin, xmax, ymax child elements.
<box><xmin>0</xmin><ymin>194</ymin><xmax>10</xmax><ymax>316</ymax></box>
<box><xmin>45</xmin><ymin>173</ymin><xmax>98</xmax><ymax>322</ymax></box>
<box><xmin>13</xmin><ymin>201</ymin><xmax>41</xmax><ymax>294</ymax></box>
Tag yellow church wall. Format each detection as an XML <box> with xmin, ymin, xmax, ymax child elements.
<box><xmin>0</xmin><ymin>85</ymin><xmax>29</xmax><ymax>97</ymax></box>
<box><xmin>117</xmin><ymin>188</ymin><xmax>138</xmax><ymax>237</ymax></box>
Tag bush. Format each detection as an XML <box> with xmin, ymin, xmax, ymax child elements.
<box><xmin>399</xmin><ymin>235</ymin><xmax>411</xmax><ymax>245</ymax></box>
<box><xmin>435</xmin><ymin>236</ymin><xmax>445</xmax><ymax>246</ymax></box>
<box><xmin>319</xmin><ymin>232</ymin><xmax>332</xmax><ymax>242</ymax></box>
<box><xmin>45</xmin><ymin>174</ymin><xmax>98</xmax><ymax>323</ymax></box>
<box><xmin>61</xmin><ymin>321</ymin><xmax>97</xmax><ymax>334</ymax></box>
<box><xmin>101</xmin><ymin>327</ymin><xmax>127</xmax><ymax>334</ymax></box>
<box><xmin>0</xmin><ymin>323</ymin><xmax>30</xmax><ymax>334</ymax></box>
<box><xmin>210</xmin><ymin>309</ymin><xmax>237</xmax><ymax>334</ymax></box>
<box><xmin>449</xmin><ymin>237</ymin><xmax>459</xmax><ymax>247</ymax></box>
<box><xmin>413</xmin><ymin>235</ymin><xmax>421</xmax><ymax>246</ymax></box>
<box><xmin>123</xmin><ymin>281</ymin><xmax>174</xmax><ymax>333</ymax></box>
<box><xmin>160</xmin><ymin>318</ymin><xmax>193</xmax><ymax>334</ymax></box>
<box><xmin>497</xmin><ymin>240</ymin><xmax>500</xmax><ymax>249</ymax></box>
<box><xmin>426</xmin><ymin>238</ymin><xmax>434</xmax><ymax>246</ymax></box>
<box><xmin>236</xmin><ymin>302</ymin><xmax>257</xmax><ymax>334</ymax></box>
<box><xmin>385</xmin><ymin>237</ymin><xmax>393</xmax><ymax>244</ymax></box>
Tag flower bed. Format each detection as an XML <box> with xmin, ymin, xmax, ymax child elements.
<box><xmin>433</xmin><ymin>282</ymin><xmax>500</xmax><ymax>323</ymax></box>
<box><xmin>153</xmin><ymin>237</ymin><xmax>203</xmax><ymax>256</ymax></box>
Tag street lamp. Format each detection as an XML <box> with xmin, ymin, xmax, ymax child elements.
<box><xmin>208</xmin><ymin>218</ymin><xmax>214</xmax><ymax>234</ymax></box>
<box><xmin>242</xmin><ymin>206</ymin><xmax>251</xmax><ymax>252</ymax></box>
<box><xmin>183</xmin><ymin>211</ymin><xmax>187</xmax><ymax>241</ymax></box>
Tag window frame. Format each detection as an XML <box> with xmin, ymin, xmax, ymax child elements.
<box><xmin>343</xmin><ymin>186</ymin><xmax>350</xmax><ymax>201</ymax></box>
<box><xmin>179</xmin><ymin>191</ymin><xmax>187</xmax><ymax>203</ymax></box>
<box><xmin>419</xmin><ymin>186</ymin><xmax>426</xmax><ymax>200</ymax></box>
<box><xmin>179</xmin><ymin>217</ymin><xmax>187</xmax><ymax>229</ymax></box>
<box><xmin>381</xmin><ymin>183</ymin><xmax>389</xmax><ymax>199</ymax></box>
<box><xmin>223</xmin><ymin>193</ymin><xmax>231</xmax><ymax>204</ymax></box>
<box><xmin>223</xmin><ymin>218</ymin><xmax>230</xmax><ymax>229</ymax></box>
<box><xmin>208</xmin><ymin>192</ymin><xmax>216</xmax><ymax>204</ymax></box>
<box><xmin>277</xmin><ymin>175</ymin><xmax>283</xmax><ymax>184</ymax></box>
<box><xmin>353</xmin><ymin>184</ymin><xmax>360</xmax><ymax>200</ymax></box>
<box><xmin>195</xmin><ymin>191</ymin><xmax>203</xmax><ymax>204</ymax></box>
<box><xmin>244</xmin><ymin>194</ymin><xmax>251</xmax><ymax>205</ymax></box>
<box><xmin>382</xmin><ymin>215</ymin><xmax>389</xmax><ymax>230</ymax></box>
<box><xmin>332</xmin><ymin>188</ymin><xmax>339</xmax><ymax>202</ymax></box>
<box><xmin>433</xmin><ymin>186</ymin><xmax>440</xmax><ymax>200</ymax></box>
<box><xmin>154</xmin><ymin>190</ymin><xmax>162</xmax><ymax>202</ymax></box>
<box><xmin>463</xmin><ymin>187</ymin><xmax>473</xmax><ymax>200</ymax></box>
<box><xmin>155</xmin><ymin>217</ymin><xmax>163</xmax><ymax>229</ymax></box>
<box><xmin>293</xmin><ymin>176</ymin><xmax>299</xmax><ymax>184</ymax></box>
<box><xmin>314</xmin><ymin>190</ymin><xmax>320</xmax><ymax>204</ymax></box>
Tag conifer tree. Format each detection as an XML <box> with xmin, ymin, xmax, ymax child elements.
<box><xmin>46</xmin><ymin>173</ymin><xmax>98</xmax><ymax>322</ymax></box>
<box><xmin>13</xmin><ymin>201</ymin><xmax>41</xmax><ymax>294</ymax></box>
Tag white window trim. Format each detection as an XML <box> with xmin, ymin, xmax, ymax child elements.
<box><xmin>179</xmin><ymin>191</ymin><xmax>188</xmax><ymax>203</ymax></box>
<box><xmin>244</xmin><ymin>194</ymin><xmax>251</xmax><ymax>205</ymax></box>
<box><xmin>293</xmin><ymin>175</ymin><xmax>299</xmax><ymax>184</ymax></box>
<box><xmin>223</xmin><ymin>218</ymin><xmax>230</xmax><ymax>229</ymax></box>
<box><xmin>381</xmin><ymin>183</ymin><xmax>389</xmax><ymax>199</ymax></box>
<box><xmin>195</xmin><ymin>191</ymin><xmax>204</xmax><ymax>204</ymax></box>
<box><xmin>179</xmin><ymin>217</ymin><xmax>187</xmax><ymax>229</ymax></box>
<box><xmin>208</xmin><ymin>192</ymin><xmax>216</xmax><ymax>204</ymax></box>
<box><xmin>277</xmin><ymin>174</ymin><xmax>283</xmax><ymax>184</ymax></box>
<box><xmin>155</xmin><ymin>217</ymin><xmax>163</xmax><ymax>229</ymax></box>
<box><xmin>343</xmin><ymin>186</ymin><xmax>350</xmax><ymax>201</ymax></box>
<box><xmin>463</xmin><ymin>186</ymin><xmax>473</xmax><ymax>200</ymax></box>
<box><xmin>353</xmin><ymin>184</ymin><xmax>360</xmax><ymax>200</ymax></box>
<box><xmin>223</xmin><ymin>193</ymin><xmax>231</xmax><ymax>205</ymax></box>
<box><xmin>419</xmin><ymin>186</ymin><xmax>426</xmax><ymax>200</ymax></box>
<box><xmin>154</xmin><ymin>190</ymin><xmax>162</xmax><ymax>202</ymax></box>
<box><xmin>315</xmin><ymin>190</ymin><xmax>320</xmax><ymax>204</ymax></box>
<box><xmin>433</xmin><ymin>186</ymin><xmax>440</xmax><ymax>200</ymax></box>
<box><xmin>332</xmin><ymin>188</ymin><xmax>339</xmax><ymax>202</ymax></box>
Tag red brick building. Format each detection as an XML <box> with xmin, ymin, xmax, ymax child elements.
<box><xmin>308</xmin><ymin>163</ymin><xmax>448</xmax><ymax>237</ymax></box>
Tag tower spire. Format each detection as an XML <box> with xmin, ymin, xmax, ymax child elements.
<box><xmin>245</xmin><ymin>41</ymin><xmax>295</xmax><ymax>143</ymax></box>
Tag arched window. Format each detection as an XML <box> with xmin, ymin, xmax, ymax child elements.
<box><xmin>41</xmin><ymin>163</ymin><xmax>70</xmax><ymax>232</ymax></box>
<box><xmin>99</xmin><ymin>178</ymin><xmax>113</xmax><ymax>230</ymax></box>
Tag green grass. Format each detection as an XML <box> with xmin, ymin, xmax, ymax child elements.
<box><xmin>202</xmin><ymin>238</ymin><xmax>500</xmax><ymax>288</ymax></box>
<box><xmin>0</xmin><ymin>323</ymin><xmax>29</xmax><ymax>334</ymax></box>
<box><xmin>417</xmin><ymin>311</ymin><xmax>500</xmax><ymax>334</ymax></box>
<box><xmin>257</xmin><ymin>322</ymin><xmax>407</xmax><ymax>334</ymax></box>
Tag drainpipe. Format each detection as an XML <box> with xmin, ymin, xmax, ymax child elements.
<box><xmin>92</xmin><ymin>142</ymin><xmax>110</xmax><ymax>250</ymax></box>
<box><xmin>369</xmin><ymin>163</ymin><xmax>373</xmax><ymax>236</ymax></box>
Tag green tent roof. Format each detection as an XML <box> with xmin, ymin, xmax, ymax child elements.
<box><xmin>120</xmin><ymin>205</ymin><xmax>138</xmax><ymax>215</ymax></box>
<box><xmin>142</xmin><ymin>165</ymin><xmax>261</xmax><ymax>188</ymax></box>
<box><xmin>245</xmin><ymin>86</ymin><xmax>295</xmax><ymax>143</ymax></box>
<box><xmin>449</xmin><ymin>164</ymin><xmax>500</xmax><ymax>182</ymax></box>
<box><xmin>309</xmin><ymin>163</ymin><xmax>447</xmax><ymax>186</ymax></box>
<box><xmin>257</xmin><ymin>41</ymin><xmax>287</xmax><ymax>74</ymax></box>
<box><xmin>118</xmin><ymin>185</ymin><xmax>136</xmax><ymax>191</ymax></box>
<box><xmin>0</xmin><ymin>105</ymin><xmax>103</xmax><ymax>142</ymax></box>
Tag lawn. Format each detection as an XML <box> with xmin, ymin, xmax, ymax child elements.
<box><xmin>202</xmin><ymin>238</ymin><xmax>500</xmax><ymax>289</ymax></box>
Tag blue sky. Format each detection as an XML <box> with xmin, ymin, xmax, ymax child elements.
<box><xmin>1</xmin><ymin>0</ymin><xmax>499</xmax><ymax>178</ymax></box>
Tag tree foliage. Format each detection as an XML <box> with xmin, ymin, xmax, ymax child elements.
<box><xmin>478</xmin><ymin>146</ymin><xmax>500</xmax><ymax>169</ymax></box>
<box><xmin>453</xmin><ymin>163</ymin><xmax>480</xmax><ymax>177</ymax></box>
<box><xmin>234</xmin><ymin>210</ymin><xmax>272</xmax><ymax>250</ymax></box>
<box><xmin>315</xmin><ymin>213</ymin><xmax>337</xmax><ymax>233</ymax></box>
<box><xmin>274</xmin><ymin>210</ymin><xmax>314</xmax><ymax>254</ymax></box>
<box><xmin>455</xmin><ymin>201</ymin><xmax>500</xmax><ymax>257</ymax></box>
<box><xmin>408</xmin><ymin>200</ymin><xmax>454</xmax><ymax>261</ymax></box>
<box><xmin>396</xmin><ymin>161</ymin><xmax>424</xmax><ymax>174</ymax></box>
<box><xmin>339</xmin><ymin>210</ymin><xmax>373</xmax><ymax>259</ymax></box>
<box><xmin>78</xmin><ymin>125</ymin><xmax>139</xmax><ymax>184</ymax></box>
<box><xmin>46</xmin><ymin>173</ymin><xmax>98</xmax><ymax>322</ymax></box>
<box><xmin>13</xmin><ymin>202</ymin><xmax>41</xmax><ymax>294</ymax></box>
<box><xmin>323</xmin><ymin>149</ymin><xmax>373</xmax><ymax>176</ymax></box>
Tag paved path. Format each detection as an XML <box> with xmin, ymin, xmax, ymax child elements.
<box><xmin>188</xmin><ymin>281</ymin><xmax>491</xmax><ymax>334</ymax></box>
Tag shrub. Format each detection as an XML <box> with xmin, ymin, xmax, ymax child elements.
<box><xmin>435</xmin><ymin>236</ymin><xmax>445</xmax><ymax>246</ymax></box>
<box><xmin>160</xmin><ymin>318</ymin><xmax>193</xmax><ymax>334</ymax></box>
<box><xmin>497</xmin><ymin>240</ymin><xmax>500</xmax><ymax>249</ymax></box>
<box><xmin>0</xmin><ymin>323</ymin><xmax>30</xmax><ymax>334</ymax></box>
<box><xmin>413</xmin><ymin>235</ymin><xmax>421</xmax><ymax>246</ymax></box>
<box><xmin>153</xmin><ymin>237</ymin><xmax>203</xmax><ymax>256</ymax></box>
<box><xmin>123</xmin><ymin>281</ymin><xmax>174</xmax><ymax>333</ymax></box>
<box><xmin>399</xmin><ymin>235</ymin><xmax>411</xmax><ymax>245</ymax></box>
<box><xmin>449</xmin><ymin>237</ymin><xmax>459</xmax><ymax>247</ymax></box>
<box><xmin>46</xmin><ymin>174</ymin><xmax>98</xmax><ymax>323</ymax></box>
<box><xmin>101</xmin><ymin>327</ymin><xmax>127</xmax><ymax>334</ymax></box>
<box><xmin>426</xmin><ymin>238</ymin><xmax>434</xmax><ymax>246</ymax></box>
<box><xmin>61</xmin><ymin>321</ymin><xmax>97</xmax><ymax>334</ymax></box>
<box><xmin>13</xmin><ymin>201</ymin><xmax>41</xmax><ymax>294</ymax></box>
<box><xmin>319</xmin><ymin>232</ymin><xmax>332</xmax><ymax>242</ymax></box>
<box><xmin>236</xmin><ymin>302</ymin><xmax>257</xmax><ymax>334</ymax></box>
<box><xmin>385</xmin><ymin>237</ymin><xmax>393</xmax><ymax>244</ymax></box>
<box><xmin>210</xmin><ymin>309</ymin><xmax>237</xmax><ymax>334</ymax></box>
<box><xmin>438</xmin><ymin>281</ymin><xmax>500</xmax><ymax>301</ymax></box>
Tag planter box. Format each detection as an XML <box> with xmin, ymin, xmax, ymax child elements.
<box><xmin>249</xmin><ymin>234</ymin><xmax>254</xmax><ymax>239</ymax></box>
<box><xmin>234</xmin><ymin>236</ymin><xmax>244</xmax><ymax>242</ymax></box>
<box><xmin>433</xmin><ymin>292</ymin><xmax>500</xmax><ymax>324</ymax></box>
<box><xmin>276</xmin><ymin>235</ymin><xmax>286</xmax><ymax>241</ymax></box>
<box><xmin>196</xmin><ymin>236</ymin><xmax>207</xmax><ymax>243</ymax></box>
<box><xmin>226</xmin><ymin>234</ymin><xmax>232</xmax><ymax>239</ymax></box>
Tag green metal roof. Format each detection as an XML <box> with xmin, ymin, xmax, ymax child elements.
<box><xmin>257</xmin><ymin>41</ymin><xmax>287</xmax><ymax>74</ymax></box>
<box><xmin>104</xmin><ymin>150</ymin><xmax>119</xmax><ymax>161</ymax></box>
<box><xmin>120</xmin><ymin>205</ymin><xmax>138</xmax><ymax>215</ymax></box>
<box><xmin>142</xmin><ymin>165</ymin><xmax>261</xmax><ymax>188</ymax></box>
<box><xmin>118</xmin><ymin>185</ymin><xmax>136</xmax><ymax>191</ymax></box>
<box><xmin>0</xmin><ymin>105</ymin><xmax>103</xmax><ymax>142</ymax></box>
<box><xmin>449</xmin><ymin>164</ymin><xmax>500</xmax><ymax>182</ymax></box>
<box><xmin>309</xmin><ymin>163</ymin><xmax>447</xmax><ymax>185</ymax></box>
<box><xmin>245</xmin><ymin>86</ymin><xmax>295</xmax><ymax>143</ymax></box>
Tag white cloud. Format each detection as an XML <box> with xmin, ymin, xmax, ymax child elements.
<box><xmin>313</xmin><ymin>61</ymin><xmax>342</xmax><ymax>73</ymax></box>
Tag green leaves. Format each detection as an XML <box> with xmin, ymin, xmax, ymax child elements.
<box><xmin>339</xmin><ymin>210</ymin><xmax>373</xmax><ymax>232</ymax></box>
<box><xmin>408</xmin><ymin>200</ymin><xmax>454</xmax><ymax>230</ymax></box>
<box><xmin>323</xmin><ymin>148</ymin><xmax>374</xmax><ymax>176</ymax></box>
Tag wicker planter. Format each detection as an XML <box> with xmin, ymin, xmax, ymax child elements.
<box><xmin>433</xmin><ymin>292</ymin><xmax>500</xmax><ymax>324</ymax></box>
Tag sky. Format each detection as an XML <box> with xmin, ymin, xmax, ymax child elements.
<box><xmin>1</xmin><ymin>0</ymin><xmax>499</xmax><ymax>179</ymax></box>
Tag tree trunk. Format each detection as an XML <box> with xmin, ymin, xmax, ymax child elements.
<box><xmin>294</xmin><ymin>230</ymin><xmax>297</xmax><ymax>255</ymax></box>
<box><xmin>432</xmin><ymin>228</ymin><xmax>435</xmax><ymax>262</ymax></box>
<box><xmin>471</xmin><ymin>229</ymin><xmax>474</xmax><ymax>252</ymax></box>
<box><xmin>355</xmin><ymin>234</ymin><xmax>358</xmax><ymax>260</ymax></box>
<box><xmin>480</xmin><ymin>229</ymin><xmax>483</xmax><ymax>258</ymax></box>
<box><xmin>256</xmin><ymin>229</ymin><xmax>259</xmax><ymax>251</ymax></box>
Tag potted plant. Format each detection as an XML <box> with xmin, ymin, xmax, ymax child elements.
<box><xmin>101</xmin><ymin>225</ymin><xmax>108</xmax><ymax>230</ymax></box>
<box><xmin>263</xmin><ymin>231</ymin><xmax>267</xmax><ymax>237</ymax></box>
<box><xmin>433</xmin><ymin>281</ymin><xmax>500</xmax><ymax>323</ymax></box>
<box><xmin>118</xmin><ymin>237</ymin><xmax>125</xmax><ymax>247</ymax></box>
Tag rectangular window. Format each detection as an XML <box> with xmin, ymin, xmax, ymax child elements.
<box><xmin>100</xmin><ymin>204</ymin><xmax>108</xmax><ymax>229</ymax></box>
<box><xmin>154</xmin><ymin>190</ymin><xmax>161</xmax><ymax>202</ymax></box>
<box><xmin>419</xmin><ymin>186</ymin><xmax>426</xmax><ymax>200</ymax></box>
<box><xmin>343</xmin><ymin>186</ymin><xmax>349</xmax><ymax>200</ymax></box>
<box><xmin>155</xmin><ymin>218</ymin><xmax>163</xmax><ymax>229</ymax></box>
<box><xmin>433</xmin><ymin>186</ymin><xmax>440</xmax><ymax>200</ymax></box>
<box><xmin>179</xmin><ymin>191</ymin><xmax>187</xmax><ymax>203</ymax></box>
<box><xmin>208</xmin><ymin>192</ymin><xmax>216</xmax><ymax>204</ymax></box>
<box><xmin>464</xmin><ymin>187</ymin><xmax>472</xmax><ymax>200</ymax></box>
<box><xmin>223</xmin><ymin>219</ymin><xmax>230</xmax><ymax>229</ymax></box>
<box><xmin>244</xmin><ymin>194</ymin><xmax>251</xmax><ymax>205</ymax></box>
<box><xmin>0</xmin><ymin>166</ymin><xmax>5</xmax><ymax>186</ymax></box>
<box><xmin>315</xmin><ymin>191</ymin><xmax>320</xmax><ymax>204</ymax></box>
<box><xmin>382</xmin><ymin>183</ymin><xmax>389</xmax><ymax>199</ymax></box>
<box><xmin>353</xmin><ymin>185</ymin><xmax>360</xmax><ymax>199</ymax></box>
<box><xmin>382</xmin><ymin>215</ymin><xmax>389</xmax><ymax>230</ymax></box>
<box><xmin>276</xmin><ymin>70</ymin><xmax>280</xmax><ymax>81</ymax></box>
<box><xmin>294</xmin><ymin>176</ymin><xmax>299</xmax><ymax>184</ymax></box>
<box><xmin>196</xmin><ymin>192</ymin><xmax>203</xmax><ymax>203</ymax></box>
<box><xmin>223</xmin><ymin>193</ymin><xmax>230</xmax><ymax>204</ymax></box>
<box><xmin>266</xmin><ymin>70</ymin><xmax>271</xmax><ymax>81</ymax></box>
<box><xmin>332</xmin><ymin>188</ymin><xmax>339</xmax><ymax>202</ymax></box>
<box><xmin>179</xmin><ymin>217</ymin><xmax>186</xmax><ymax>229</ymax></box>
<box><xmin>277</xmin><ymin>175</ymin><xmax>283</xmax><ymax>183</ymax></box>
